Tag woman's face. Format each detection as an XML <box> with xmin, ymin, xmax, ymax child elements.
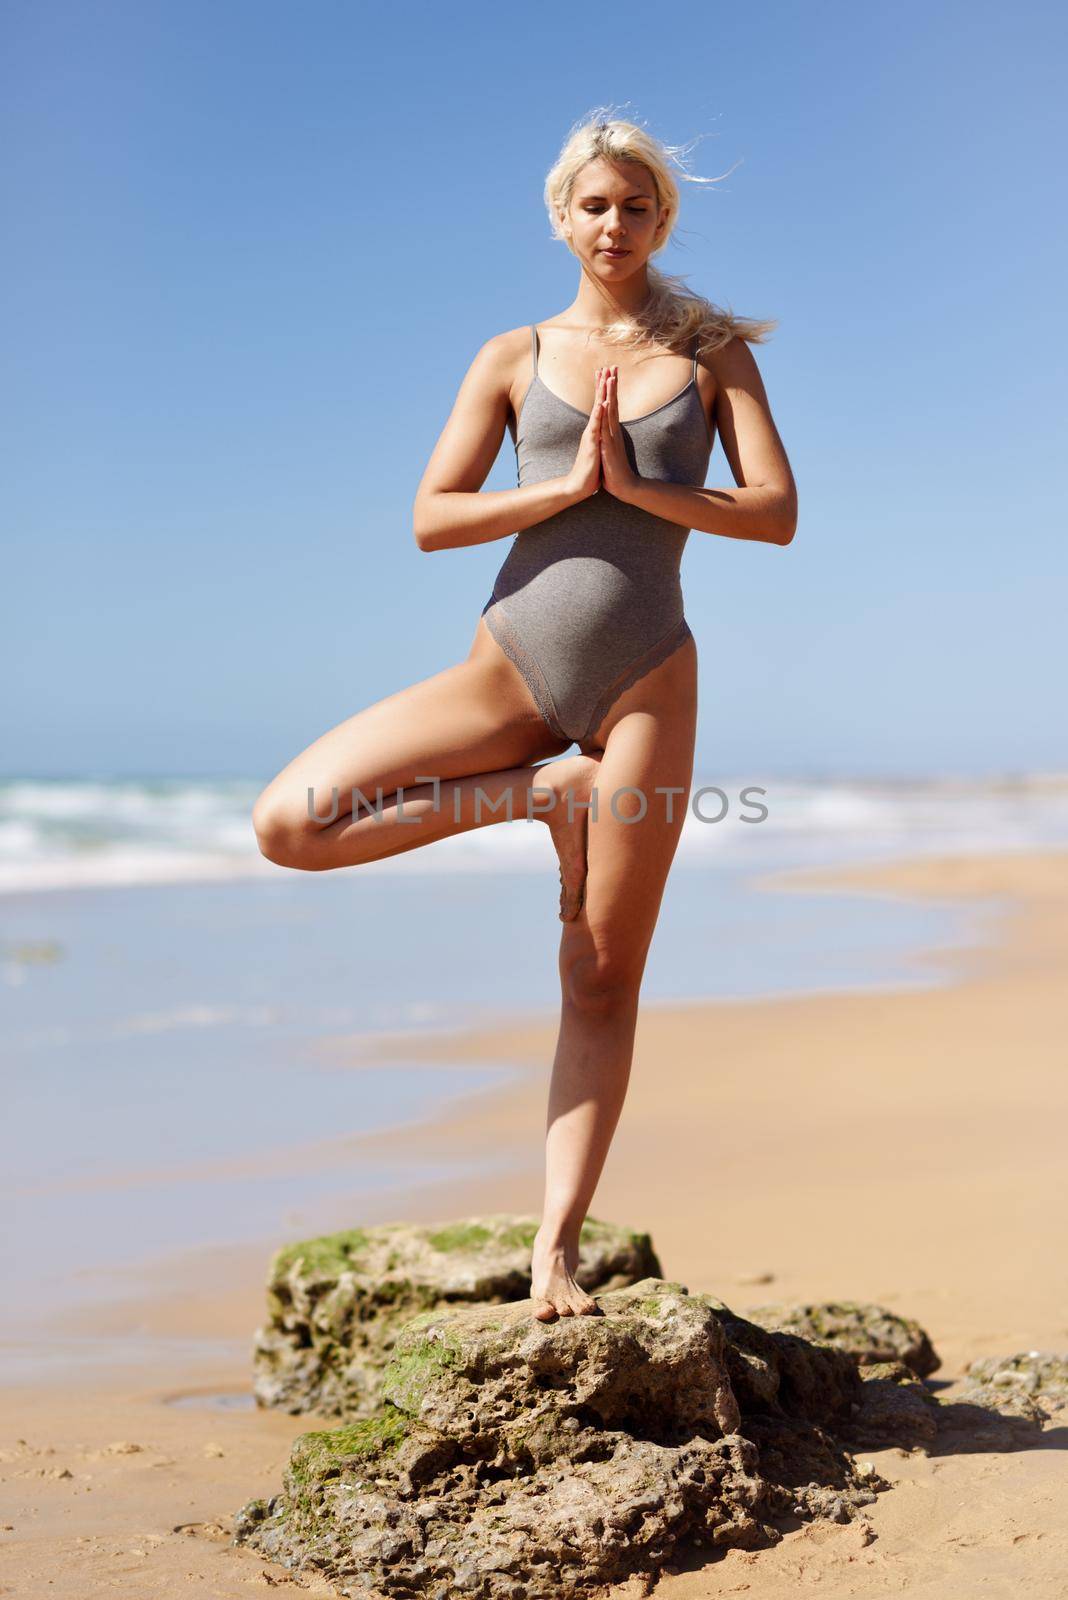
<box><xmin>563</xmin><ymin>157</ymin><xmax>668</xmax><ymax>277</ymax></box>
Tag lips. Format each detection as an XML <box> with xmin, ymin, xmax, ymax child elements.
<box><xmin>600</xmin><ymin>248</ymin><xmax>629</xmax><ymax>257</ymax></box>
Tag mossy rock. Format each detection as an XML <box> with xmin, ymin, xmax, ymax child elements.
<box><xmin>924</xmin><ymin>1349</ymin><xmax>1068</xmax><ymax>1446</ymax></box>
<box><xmin>235</xmin><ymin>1278</ymin><xmax>881</xmax><ymax>1596</ymax></box>
<box><xmin>251</xmin><ymin>1212</ymin><xmax>662</xmax><ymax>1419</ymax></box>
<box><xmin>743</xmin><ymin>1298</ymin><xmax>941</xmax><ymax>1379</ymax></box>
<box><xmin>959</xmin><ymin>1349</ymin><xmax>1068</xmax><ymax>1416</ymax></box>
<box><xmin>237</xmin><ymin>1280</ymin><xmax>1049</xmax><ymax>1596</ymax></box>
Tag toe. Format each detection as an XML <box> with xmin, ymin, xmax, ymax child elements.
<box><xmin>532</xmin><ymin>1298</ymin><xmax>558</xmax><ymax>1322</ymax></box>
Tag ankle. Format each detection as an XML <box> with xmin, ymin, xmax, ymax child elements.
<box><xmin>533</xmin><ymin>1220</ymin><xmax>580</xmax><ymax>1256</ymax></box>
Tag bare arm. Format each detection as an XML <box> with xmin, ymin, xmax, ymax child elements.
<box><xmin>413</xmin><ymin>334</ymin><xmax>596</xmax><ymax>553</ymax></box>
<box><xmin>616</xmin><ymin>337</ymin><xmax>798</xmax><ymax>546</ymax></box>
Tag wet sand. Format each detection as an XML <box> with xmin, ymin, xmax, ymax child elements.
<box><xmin>2</xmin><ymin>848</ymin><xmax>1066</xmax><ymax>1598</ymax></box>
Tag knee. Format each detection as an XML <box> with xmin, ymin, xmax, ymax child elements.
<box><xmin>562</xmin><ymin>949</ymin><xmax>644</xmax><ymax>1015</ymax></box>
<box><xmin>252</xmin><ymin>791</ymin><xmax>313</xmax><ymax>869</ymax></box>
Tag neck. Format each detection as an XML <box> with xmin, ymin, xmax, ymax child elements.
<box><xmin>565</xmin><ymin>258</ymin><xmax>653</xmax><ymax>328</ymax></box>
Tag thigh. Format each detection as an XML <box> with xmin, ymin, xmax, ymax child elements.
<box><xmin>563</xmin><ymin>638</ymin><xmax>698</xmax><ymax>984</ymax></box>
<box><xmin>256</xmin><ymin>619</ymin><xmax>571</xmax><ymax>827</ymax></box>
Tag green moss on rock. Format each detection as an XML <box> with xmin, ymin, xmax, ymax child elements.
<box><xmin>426</xmin><ymin>1222</ymin><xmax>494</xmax><ymax>1254</ymax></box>
<box><xmin>273</xmin><ymin>1228</ymin><xmax>372</xmax><ymax>1279</ymax></box>
<box><xmin>288</xmin><ymin>1411</ymin><xmax>410</xmax><ymax>1486</ymax></box>
<box><xmin>496</xmin><ymin>1220</ymin><xmax>540</xmax><ymax>1251</ymax></box>
<box><xmin>382</xmin><ymin>1322</ymin><xmax>465</xmax><ymax>1417</ymax></box>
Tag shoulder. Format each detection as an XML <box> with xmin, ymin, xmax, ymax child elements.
<box><xmin>471</xmin><ymin>325</ymin><xmax>533</xmax><ymax>371</ymax></box>
<box><xmin>699</xmin><ymin>335</ymin><xmax>772</xmax><ymax>407</ymax></box>
<box><xmin>456</xmin><ymin>326</ymin><xmax>533</xmax><ymax>396</ymax></box>
<box><xmin>698</xmin><ymin>334</ymin><xmax>762</xmax><ymax>380</ymax></box>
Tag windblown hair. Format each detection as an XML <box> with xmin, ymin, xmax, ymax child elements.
<box><xmin>543</xmin><ymin>106</ymin><xmax>777</xmax><ymax>358</ymax></box>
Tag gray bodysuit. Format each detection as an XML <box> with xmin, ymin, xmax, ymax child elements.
<box><xmin>481</xmin><ymin>324</ymin><xmax>715</xmax><ymax>746</ymax></box>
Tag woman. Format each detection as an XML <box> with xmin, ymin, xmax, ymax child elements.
<box><xmin>252</xmin><ymin>113</ymin><xmax>797</xmax><ymax>1323</ymax></box>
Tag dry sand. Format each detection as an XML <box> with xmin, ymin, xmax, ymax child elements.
<box><xmin>2</xmin><ymin>848</ymin><xmax>1066</xmax><ymax>1598</ymax></box>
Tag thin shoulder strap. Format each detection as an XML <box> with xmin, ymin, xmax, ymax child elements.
<box><xmin>691</xmin><ymin>333</ymin><xmax>699</xmax><ymax>384</ymax></box>
<box><xmin>530</xmin><ymin>324</ymin><xmax>540</xmax><ymax>376</ymax></box>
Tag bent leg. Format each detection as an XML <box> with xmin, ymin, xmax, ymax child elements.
<box><xmin>531</xmin><ymin>639</ymin><xmax>698</xmax><ymax>1318</ymax></box>
<box><xmin>252</xmin><ymin>641</ymin><xmax>573</xmax><ymax>870</ymax></box>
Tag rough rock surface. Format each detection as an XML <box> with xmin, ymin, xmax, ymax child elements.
<box><xmin>958</xmin><ymin>1349</ymin><xmax>1067</xmax><ymax>1418</ymax></box>
<box><xmin>919</xmin><ymin>1349</ymin><xmax>1068</xmax><ymax>1449</ymax></box>
<box><xmin>251</xmin><ymin>1214</ymin><xmax>662</xmax><ymax>1419</ymax></box>
<box><xmin>237</xmin><ymin>1277</ymin><xmax>1052</xmax><ymax>1598</ymax></box>
<box><xmin>234</xmin><ymin>1279</ymin><xmax>887</xmax><ymax>1598</ymax></box>
<box><xmin>743</xmin><ymin>1297</ymin><xmax>941</xmax><ymax>1378</ymax></box>
<box><xmin>731</xmin><ymin>1303</ymin><xmax>1055</xmax><ymax>1452</ymax></box>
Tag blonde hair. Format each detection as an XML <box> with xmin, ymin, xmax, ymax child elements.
<box><xmin>543</xmin><ymin>105</ymin><xmax>777</xmax><ymax>357</ymax></box>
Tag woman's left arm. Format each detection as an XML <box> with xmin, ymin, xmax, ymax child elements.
<box><xmin>606</xmin><ymin>336</ymin><xmax>798</xmax><ymax>546</ymax></box>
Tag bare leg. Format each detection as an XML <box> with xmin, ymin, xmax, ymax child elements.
<box><xmin>262</xmin><ymin>753</ymin><xmax>602</xmax><ymax>916</ymax></box>
<box><xmin>529</xmin><ymin>638</ymin><xmax>698</xmax><ymax>1319</ymax></box>
<box><xmin>251</xmin><ymin>635</ymin><xmax>600</xmax><ymax>915</ymax></box>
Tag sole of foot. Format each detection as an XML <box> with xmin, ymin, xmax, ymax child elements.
<box><xmin>535</xmin><ymin>752</ymin><xmax>602</xmax><ymax>922</ymax></box>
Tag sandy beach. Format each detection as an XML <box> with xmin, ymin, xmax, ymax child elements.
<box><xmin>2</xmin><ymin>846</ymin><xmax>1066</xmax><ymax>1598</ymax></box>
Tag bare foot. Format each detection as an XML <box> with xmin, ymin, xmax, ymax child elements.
<box><xmin>534</xmin><ymin>753</ymin><xmax>601</xmax><ymax>921</ymax></box>
<box><xmin>530</xmin><ymin>1228</ymin><xmax>601</xmax><ymax>1321</ymax></box>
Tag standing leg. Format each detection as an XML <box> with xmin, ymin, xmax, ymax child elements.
<box><xmin>530</xmin><ymin>645</ymin><xmax>698</xmax><ymax>1319</ymax></box>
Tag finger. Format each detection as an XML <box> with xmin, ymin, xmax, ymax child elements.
<box><xmin>595</xmin><ymin>371</ymin><xmax>609</xmax><ymax>431</ymax></box>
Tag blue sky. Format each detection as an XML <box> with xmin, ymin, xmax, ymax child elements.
<box><xmin>3</xmin><ymin>0</ymin><xmax>1065</xmax><ymax>782</ymax></box>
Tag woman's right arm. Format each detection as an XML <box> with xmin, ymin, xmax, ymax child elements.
<box><xmin>412</xmin><ymin>332</ymin><xmax>601</xmax><ymax>553</ymax></box>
